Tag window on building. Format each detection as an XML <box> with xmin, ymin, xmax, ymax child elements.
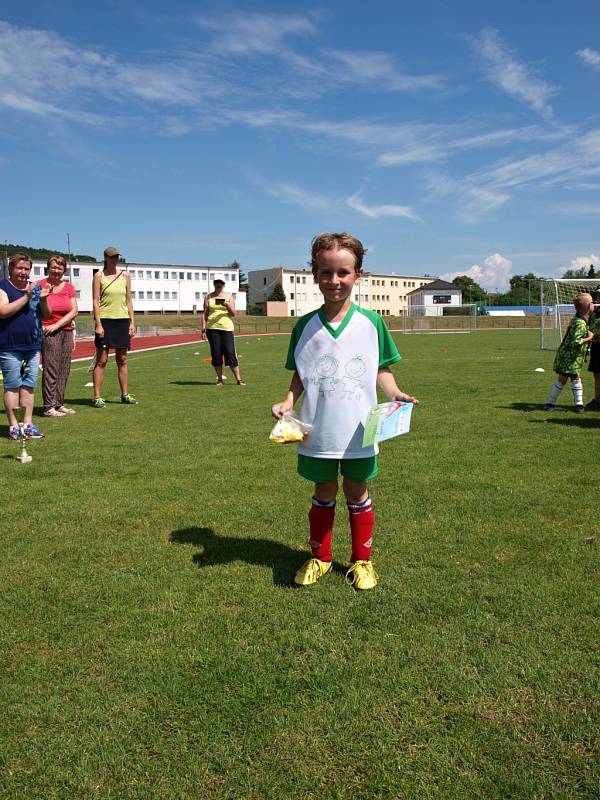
<box><xmin>202</xmin><ymin>272</ymin><xmax>207</xmax><ymax>280</ymax></box>
<box><xmin>72</xmin><ymin>268</ymin><xmax>80</xmax><ymax>277</ymax></box>
<box><xmin>232</xmin><ymin>293</ymin><xmax>236</xmax><ymax>300</ymax></box>
<box><xmin>163</xmin><ymin>271</ymin><xmax>169</xmax><ymax>280</ymax></box>
<box><xmin>145</xmin><ymin>270</ymin><xmax>151</xmax><ymax>279</ymax></box>
<box><xmin>187</xmin><ymin>272</ymin><xmax>192</xmax><ymax>281</ymax></box>
<box><xmin>147</xmin><ymin>291</ymin><xmax>153</xmax><ymax>300</ymax></box>
<box><xmin>302</xmin><ymin>276</ymin><xmax>306</xmax><ymax>284</ymax></box>
<box><xmin>296</xmin><ymin>276</ymin><xmax>301</xmax><ymax>283</ymax></box>
<box><xmin>195</xmin><ymin>292</ymin><xmax>201</xmax><ymax>300</ymax></box>
<box><xmin>154</xmin><ymin>271</ymin><xmax>160</xmax><ymax>279</ymax></box>
<box><xmin>179</xmin><ymin>272</ymin><xmax>184</xmax><ymax>280</ymax></box>
<box><xmin>139</xmin><ymin>291</ymin><xmax>145</xmax><ymax>300</ymax></box>
<box><xmin>290</xmin><ymin>292</ymin><xmax>294</xmax><ymax>299</ymax></box>
<box><xmin>263</xmin><ymin>278</ymin><xmax>267</xmax><ymax>285</ymax></box>
<box><xmin>171</xmin><ymin>272</ymin><xmax>177</xmax><ymax>280</ymax></box>
<box><xmin>33</xmin><ymin>267</ymin><xmax>41</xmax><ymax>276</ymax></box>
<box><xmin>172</xmin><ymin>291</ymin><xmax>178</xmax><ymax>299</ymax></box>
<box><xmin>290</xmin><ymin>276</ymin><xmax>294</xmax><ymax>283</ymax></box>
<box><xmin>75</xmin><ymin>289</ymin><xmax>81</xmax><ymax>299</ymax></box>
<box><xmin>131</xmin><ymin>290</ymin><xmax>137</xmax><ymax>299</ymax></box>
<box><xmin>155</xmin><ymin>291</ymin><xmax>161</xmax><ymax>300</ymax></box>
<box><xmin>290</xmin><ymin>310</ymin><xmax>295</xmax><ymax>316</ymax></box>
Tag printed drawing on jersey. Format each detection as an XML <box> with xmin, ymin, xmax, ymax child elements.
<box><xmin>310</xmin><ymin>354</ymin><xmax>340</xmax><ymax>396</ymax></box>
<box><xmin>341</xmin><ymin>355</ymin><xmax>366</xmax><ymax>400</ymax></box>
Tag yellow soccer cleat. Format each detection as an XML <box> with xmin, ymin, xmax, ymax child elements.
<box><xmin>346</xmin><ymin>560</ymin><xmax>379</xmax><ymax>591</ymax></box>
<box><xmin>294</xmin><ymin>557</ymin><xmax>333</xmax><ymax>586</ymax></box>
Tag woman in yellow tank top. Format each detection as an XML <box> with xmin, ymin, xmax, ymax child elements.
<box><xmin>202</xmin><ymin>278</ymin><xmax>246</xmax><ymax>386</ymax></box>
<box><xmin>91</xmin><ymin>246</ymin><xmax>137</xmax><ymax>408</ymax></box>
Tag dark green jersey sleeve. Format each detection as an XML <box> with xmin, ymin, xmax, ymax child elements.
<box><xmin>373</xmin><ymin>314</ymin><xmax>401</xmax><ymax>369</ymax></box>
<box><xmin>285</xmin><ymin>323</ymin><xmax>301</xmax><ymax>371</ymax></box>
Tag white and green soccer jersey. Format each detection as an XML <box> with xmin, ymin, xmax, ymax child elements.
<box><xmin>285</xmin><ymin>304</ymin><xmax>401</xmax><ymax>459</ymax></box>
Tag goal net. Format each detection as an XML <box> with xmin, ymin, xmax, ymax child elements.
<box><xmin>540</xmin><ymin>278</ymin><xmax>600</xmax><ymax>349</ymax></box>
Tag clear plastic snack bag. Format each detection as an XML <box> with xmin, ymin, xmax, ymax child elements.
<box><xmin>269</xmin><ymin>412</ymin><xmax>313</xmax><ymax>444</ymax></box>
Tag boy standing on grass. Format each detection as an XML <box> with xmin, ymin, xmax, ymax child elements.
<box><xmin>272</xmin><ymin>232</ymin><xmax>418</xmax><ymax>590</ymax></box>
<box><xmin>545</xmin><ymin>292</ymin><xmax>594</xmax><ymax>413</ymax></box>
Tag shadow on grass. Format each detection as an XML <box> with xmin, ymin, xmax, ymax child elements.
<box><xmin>169</xmin><ymin>381</ymin><xmax>217</xmax><ymax>386</ymax></box>
<box><xmin>57</xmin><ymin>398</ymin><xmax>131</xmax><ymax>406</ymax></box>
<box><xmin>502</xmin><ymin>402</ymin><xmax>597</xmax><ymax>415</ymax></box>
<box><xmin>528</xmin><ymin>417</ymin><xmax>600</xmax><ymax>428</ymax></box>
<box><xmin>170</xmin><ymin>526</ymin><xmax>347</xmax><ymax>587</ymax></box>
<box><xmin>502</xmin><ymin>402</ymin><xmax>553</xmax><ymax>412</ymax></box>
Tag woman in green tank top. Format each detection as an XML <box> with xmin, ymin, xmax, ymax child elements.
<box><xmin>91</xmin><ymin>246</ymin><xmax>137</xmax><ymax>408</ymax></box>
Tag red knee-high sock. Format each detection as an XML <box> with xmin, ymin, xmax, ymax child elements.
<box><xmin>348</xmin><ymin>497</ymin><xmax>374</xmax><ymax>562</ymax></box>
<box><xmin>308</xmin><ymin>498</ymin><xmax>335</xmax><ymax>562</ymax></box>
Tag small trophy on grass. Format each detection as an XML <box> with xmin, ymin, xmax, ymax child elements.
<box><xmin>14</xmin><ymin>407</ymin><xmax>32</xmax><ymax>464</ymax></box>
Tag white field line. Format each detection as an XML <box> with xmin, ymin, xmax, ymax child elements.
<box><xmin>69</xmin><ymin>331</ymin><xmax>289</xmax><ymax>371</ymax></box>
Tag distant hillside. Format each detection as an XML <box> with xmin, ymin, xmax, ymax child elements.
<box><xmin>3</xmin><ymin>243</ymin><xmax>96</xmax><ymax>262</ymax></box>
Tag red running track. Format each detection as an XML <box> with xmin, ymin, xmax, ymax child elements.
<box><xmin>72</xmin><ymin>333</ymin><xmax>205</xmax><ymax>360</ymax></box>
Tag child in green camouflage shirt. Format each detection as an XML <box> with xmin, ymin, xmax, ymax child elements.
<box><xmin>545</xmin><ymin>292</ymin><xmax>594</xmax><ymax>413</ymax></box>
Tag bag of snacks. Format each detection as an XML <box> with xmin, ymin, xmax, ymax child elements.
<box><xmin>269</xmin><ymin>413</ymin><xmax>312</xmax><ymax>444</ymax></box>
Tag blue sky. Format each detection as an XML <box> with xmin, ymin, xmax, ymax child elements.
<box><xmin>2</xmin><ymin>0</ymin><xmax>600</xmax><ymax>289</ymax></box>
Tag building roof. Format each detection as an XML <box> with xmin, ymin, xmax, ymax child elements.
<box><xmin>407</xmin><ymin>279</ymin><xmax>459</xmax><ymax>294</ymax></box>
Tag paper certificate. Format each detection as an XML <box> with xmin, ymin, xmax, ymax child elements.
<box><xmin>362</xmin><ymin>401</ymin><xmax>413</xmax><ymax>447</ymax></box>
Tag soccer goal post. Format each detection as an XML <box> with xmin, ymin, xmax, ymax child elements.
<box><xmin>540</xmin><ymin>278</ymin><xmax>600</xmax><ymax>350</ymax></box>
<box><xmin>399</xmin><ymin>303</ymin><xmax>477</xmax><ymax>333</ymax></box>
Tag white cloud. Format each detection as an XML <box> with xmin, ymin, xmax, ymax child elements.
<box><xmin>195</xmin><ymin>12</ymin><xmax>316</xmax><ymax>56</ymax></box>
<box><xmin>577</xmin><ymin>48</ymin><xmax>600</xmax><ymax>70</ymax></box>
<box><xmin>378</xmin><ymin>124</ymin><xmax>561</xmax><ymax>167</ymax></box>
<box><xmin>441</xmin><ymin>253</ymin><xmax>513</xmax><ymax>291</ymax></box>
<box><xmin>264</xmin><ymin>181</ymin><xmax>332</xmax><ymax>211</ymax></box>
<box><xmin>347</xmin><ymin>192</ymin><xmax>422</xmax><ymax>222</ymax></box>
<box><xmin>0</xmin><ymin>20</ymin><xmax>227</xmax><ymax>127</ymax></box>
<box><xmin>555</xmin><ymin>202</ymin><xmax>600</xmax><ymax>216</ymax></box>
<box><xmin>326</xmin><ymin>50</ymin><xmax>443</xmax><ymax>92</ymax></box>
<box><xmin>567</xmin><ymin>254</ymin><xmax>600</xmax><ymax>271</ymax></box>
<box><xmin>471</xmin><ymin>28</ymin><xmax>557</xmax><ymax>119</ymax></box>
<box><xmin>0</xmin><ymin>92</ymin><xmax>107</xmax><ymax>126</ymax></box>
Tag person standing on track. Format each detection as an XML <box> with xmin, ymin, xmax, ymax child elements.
<box><xmin>201</xmin><ymin>278</ymin><xmax>246</xmax><ymax>386</ymax></box>
<box><xmin>92</xmin><ymin>246</ymin><xmax>137</xmax><ymax>408</ymax></box>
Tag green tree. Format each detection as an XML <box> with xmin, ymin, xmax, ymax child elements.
<box><xmin>562</xmin><ymin>267</ymin><xmax>589</xmax><ymax>279</ymax></box>
<box><xmin>267</xmin><ymin>282</ymin><xmax>286</xmax><ymax>301</ymax></box>
<box><xmin>451</xmin><ymin>275</ymin><xmax>487</xmax><ymax>303</ymax></box>
<box><xmin>228</xmin><ymin>259</ymin><xmax>248</xmax><ymax>289</ymax></box>
<box><xmin>247</xmin><ymin>303</ymin><xmax>265</xmax><ymax>316</ymax></box>
<box><xmin>505</xmin><ymin>273</ymin><xmax>542</xmax><ymax>306</ymax></box>
<box><xmin>3</xmin><ymin>242</ymin><xmax>95</xmax><ymax>261</ymax></box>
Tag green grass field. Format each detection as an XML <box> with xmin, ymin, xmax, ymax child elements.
<box><xmin>1</xmin><ymin>330</ymin><xmax>598</xmax><ymax>799</ymax></box>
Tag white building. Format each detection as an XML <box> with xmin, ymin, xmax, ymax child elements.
<box><xmin>248</xmin><ymin>266</ymin><xmax>435</xmax><ymax>317</ymax></box>
<box><xmin>406</xmin><ymin>279</ymin><xmax>463</xmax><ymax>316</ymax></box>
<box><xmin>5</xmin><ymin>260</ymin><xmax>244</xmax><ymax>315</ymax></box>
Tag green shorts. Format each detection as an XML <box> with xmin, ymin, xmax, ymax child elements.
<box><xmin>297</xmin><ymin>454</ymin><xmax>378</xmax><ymax>484</ymax></box>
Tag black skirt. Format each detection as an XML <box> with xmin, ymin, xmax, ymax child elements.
<box><xmin>95</xmin><ymin>318</ymin><xmax>131</xmax><ymax>350</ymax></box>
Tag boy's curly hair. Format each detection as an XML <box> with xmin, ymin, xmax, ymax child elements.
<box><xmin>310</xmin><ymin>232</ymin><xmax>366</xmax><ymax>277</ymax></box>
